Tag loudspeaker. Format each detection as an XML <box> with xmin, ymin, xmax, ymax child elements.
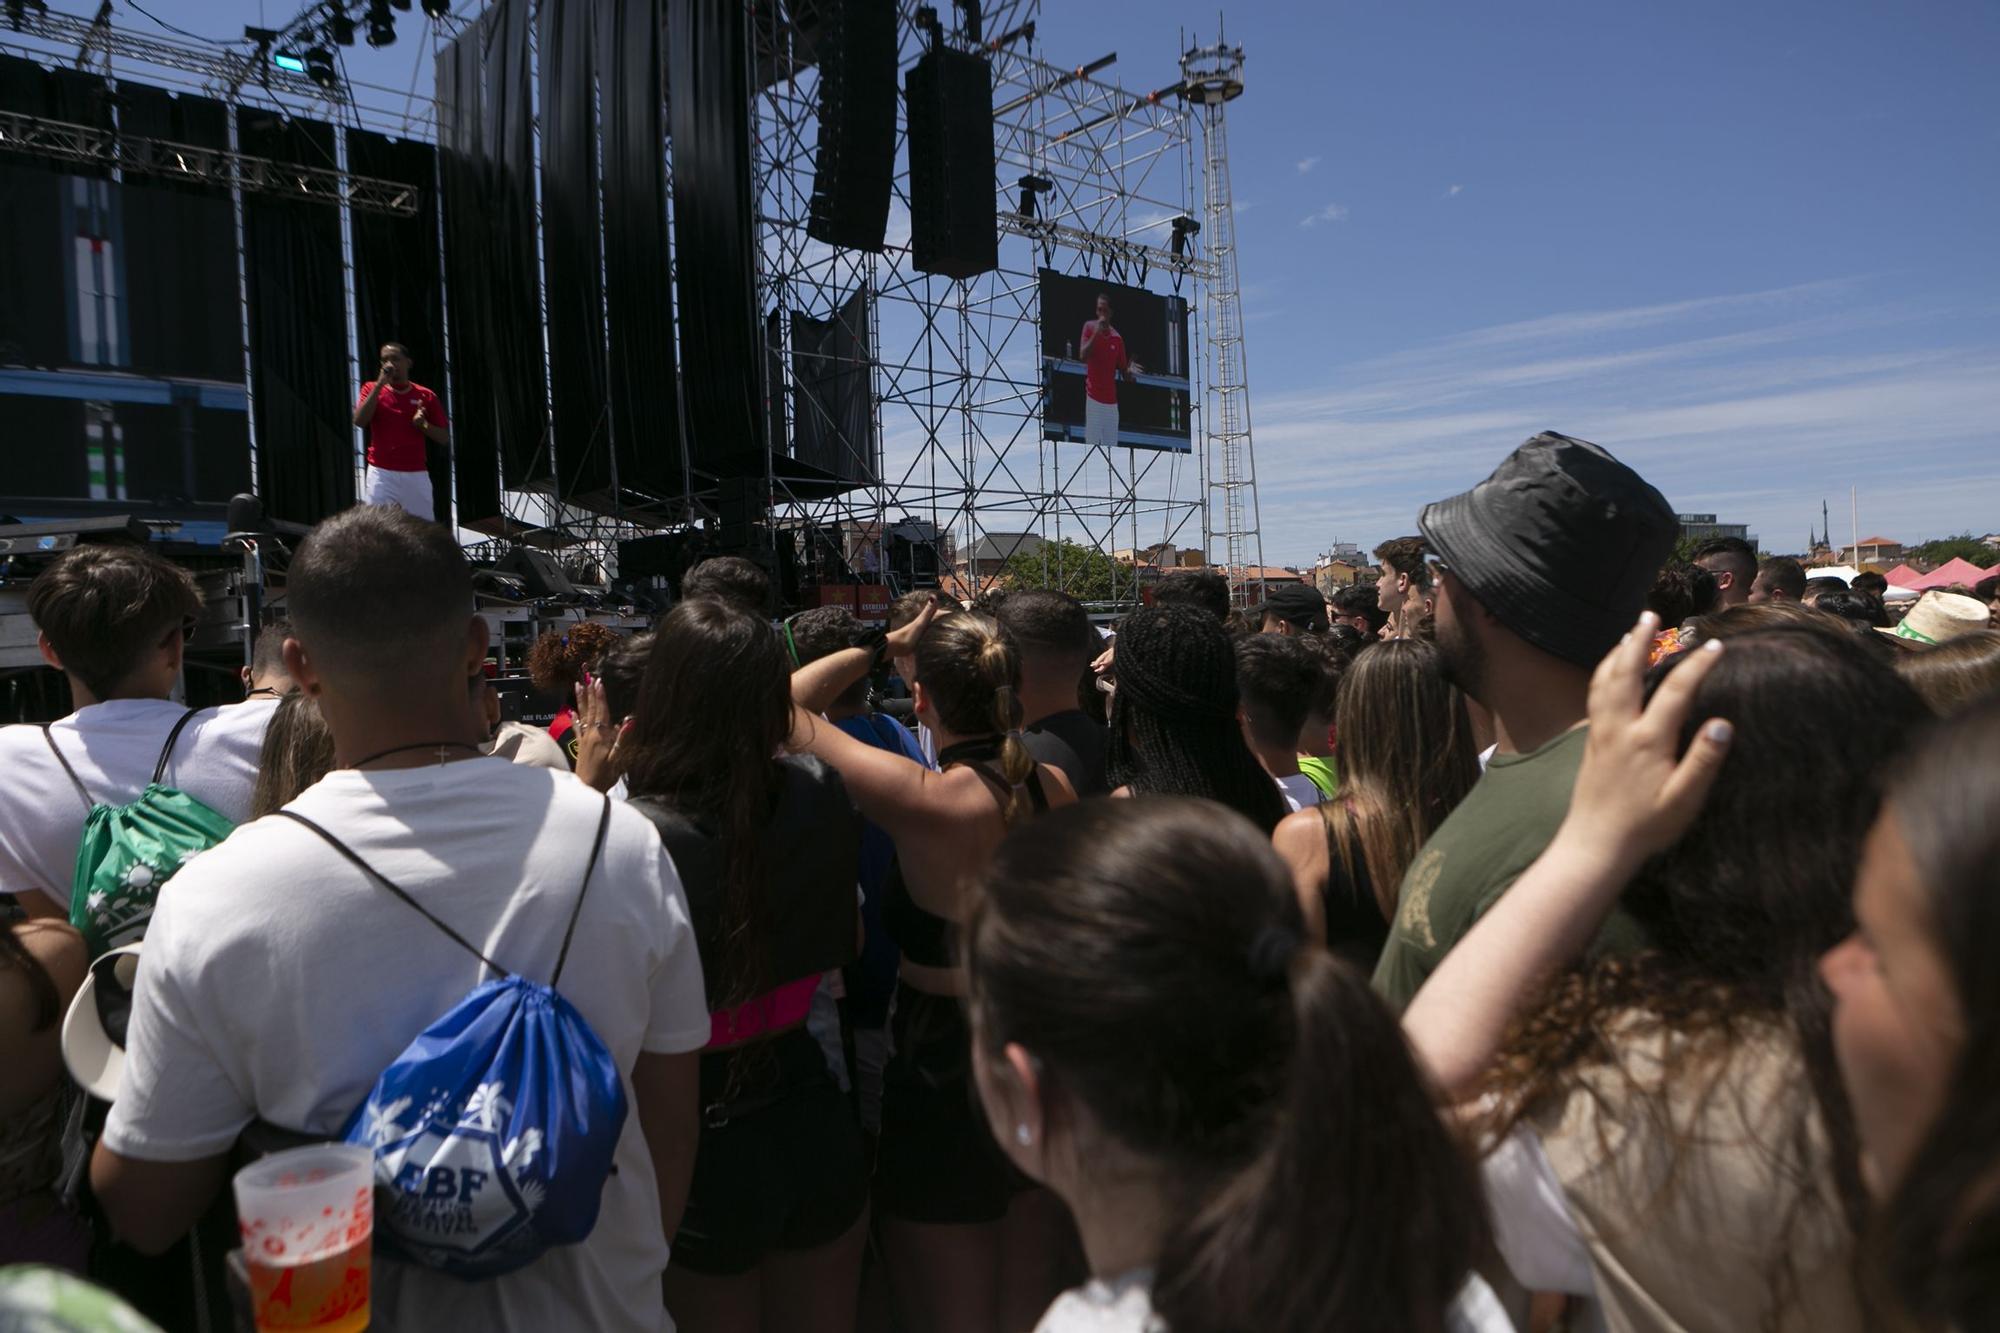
<box><xmin>807</xmin><ymin>0</ymin><xmax>897</xmax><ymax>252</ymax></box>
<box><xmin>715</xmin><ymin>475</ymin><xmax>769</xmax><ymax>550</ymax></box>
<box><xmin>499</xmin><ymin>545</ymin><xmax>577</xmax><ymax>599</ymax></box>
<box><xmin>905</xmin><ymin>47</ymin><xmax>997</xmax><ymax>280</ymax></box>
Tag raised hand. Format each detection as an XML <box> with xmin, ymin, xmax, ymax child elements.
<box><xmin>1563</xmin><ymin>612</ymin><xmax>1733</xmax><ymax>870</ymax></box>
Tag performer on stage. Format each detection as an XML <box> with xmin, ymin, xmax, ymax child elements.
<box><xmin>1079</xmin><ymin>293</ymin><xmax>1143</xmax><ymax>449</ymax></box>
<box><xmin>352</xmin><ymin>342</ymin><xmax>449</xmax><ymax>518</ymax></box>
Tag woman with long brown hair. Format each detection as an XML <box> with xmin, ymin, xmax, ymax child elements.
<box><xmin>790</xmin><ymin>606</ymin><xmax>1077</xmax><ymax>1333</ymax></box>
<box><xmin>1272</xmin><ymin>638</ymin><xmax>1480</xmax><ymax>967</ymax></box>
<box><xmin>1405</xmin><ymin>617</ymin><xmax>1925</xmax><ymax>1331</ymax></box>
<box><xmin>967</xmin><ymin>797</ymin><xmax>1505</xmax><ymax>1332</ymax></box>
<box><xmin>620</xmin><ymin>599</ymin><xmax>869</xmax><ymax>1333</ymax></box>
<box><xmin>1819</xmin><ymin>694</ymin><xmax>2000</xmax><ymax>1330</ymax></box>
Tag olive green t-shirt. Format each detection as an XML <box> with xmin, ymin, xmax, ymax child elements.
<box><xmin>1371</xmin><ymin>725</ymin><xmax>1649</xmax><ymax>1011</ymax></box>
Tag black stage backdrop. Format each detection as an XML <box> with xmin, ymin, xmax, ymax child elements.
<box><xmin>437</xmin><ymin>0</ymin><xmax>547</xmax><ymax>527</ymax></box>
<box><xmin>668</xmin><ymin>0</ymin><xmax>764</xmax><ymax>482</ymax></box>
<box><xmin>350</xmin><ymin>130</ymin><xmax>449</xmax><ymax>526</ymax></box>
<box><xmin>484</xmin><ymin>0</ymin><xmax>548</xmax><ymax>490</ymax></box>
<box><xmin>539</xmin><ymin>0</ymin><xmax>611</xmax><ymax>500</ymax></box>
<box><xmin>241</xmin><ymin>114</ymin><xmax>352</xmax><ymax>525</ymax></box>
<box><xmin>602</xmin><ymin>0</ymin><xmax>682</xmax><ymax>499</ymax></box>
<box><xmin>790</xmin><ymin>286</ymin><xmax>878</xmax><ymax>488</ymax></box>
<box><xmin>436</xmin><ymin>29</ymin><xmax>499</xmax><ymax>526</ymax></box>
<box><xmin>0</xmin><ymin>58</ymin><xmax>103</xmax><ymax>372</ymax></box>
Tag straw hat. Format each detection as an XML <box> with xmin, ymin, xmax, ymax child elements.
<box><xmin>1881</xmin><ymin>590</ymin><xmax>1991</xmax><ymax>646</ymax></box>
<box><xmin>62</xmin><ymin>945</ymin><xmax>142</xmax><ymax>1102</ymax></box>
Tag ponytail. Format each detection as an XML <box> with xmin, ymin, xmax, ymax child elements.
<box><xmin>917</xmin><ymin>613</ymin><xmax>1036</xmax><ymax>820</ymax></box>
<box><xmin>985</xmin><ymin>652</ymin><xmax>1034</xmax><ymax>824</ymax></box>
<box><xmin>1156</xmin><ymin>948</ymin><xmax>1488</xmax><ymax>1333</ymax></box>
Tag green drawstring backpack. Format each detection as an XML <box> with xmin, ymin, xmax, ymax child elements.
<box><xmin>42</xmin><ymin>708</ymin><xmax>237</xmax><ymax>957</ymax></box>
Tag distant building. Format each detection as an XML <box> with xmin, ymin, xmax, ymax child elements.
<box><xmin>1839</xmin><ymin>535</ymin><xmax>1904</xmax><ymax>566</ymax></box>
<box><xmin>957</xmin><ymin>531</ymin><xmax>1045</xmax><ymax>580</ymax></box>
<box><xmin>1677</xmin><ymin>513</ymin><xmax>1759</xmax><ymax>550</ymax></box>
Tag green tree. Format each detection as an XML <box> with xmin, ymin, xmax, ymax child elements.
<box><xmin>1910</xmin><ymin>533</ymin><xmax>1994</xmax><ymax>568</ymax></box>
<box><xmin>996</xmin><ymin>537</ymin><xmax>1135</xmax><ymax>607</ymax></box>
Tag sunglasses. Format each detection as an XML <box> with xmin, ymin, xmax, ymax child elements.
<box><xmin>1422</xmin><ymin>552</ymin><xmax>1450</xmax><ymax>580</ymax></box>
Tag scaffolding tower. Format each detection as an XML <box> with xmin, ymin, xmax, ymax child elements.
<box><xmin>1180</xmin><ymin>35</ymin><xmax>1265</xmax><ymax>604</ymax></box>
<box><xmin>755</xmin><ymin>0</ymin><xmax>1252</xmax><ymax>606</ymax></box>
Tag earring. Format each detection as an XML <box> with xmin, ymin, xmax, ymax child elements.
<box><xmin>1015</xmin><ymin>1123</ymin><xmax>1033</xmax><ymax>1147</ymax></box>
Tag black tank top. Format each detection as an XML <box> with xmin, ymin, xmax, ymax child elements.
<box><xmin>882</xmin><ymin>737</ymin><xmax>1050</xmax><ymax>968</ymax></box>
<box><xmin>627</xmin><ymin>754</ymin><xmax>861</xmax><ymax>1008</ymax></box>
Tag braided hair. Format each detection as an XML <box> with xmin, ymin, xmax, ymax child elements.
<box><xmin>914</xmin><ymin>613</ymin><xmax>1035</xmax><ymax>822</ymax></box>
<box><xmin>1107</xmin><ymin>606</ymin><xmax>1287</xmax><ymax>833</ymax></box>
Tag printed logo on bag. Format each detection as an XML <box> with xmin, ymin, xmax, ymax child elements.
<box><xmin>364</xmin><ymin>1082</ymin><xmax>550</xmax><ymax>1269</ymax></box>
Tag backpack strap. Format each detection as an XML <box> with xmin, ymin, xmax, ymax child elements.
<box><xmin>276</xmin><ymin>810</ymin><xmax>511</xmax><ymax>978</ymax></box>
<box><xmin>552</xmin><ymin>795</ymin><xmax>613</xmax><ymax>988</ymax></box>
<box><xmin>150</xmin><ymin>707</ymin><xmax>203</xmax><ymax>785</ymax></box>
<box><xmin>40</xmin><ymin>726</ymin><xmax>93</xmax><ymax>813</ymax></box>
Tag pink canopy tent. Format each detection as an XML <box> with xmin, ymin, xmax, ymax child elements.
<box><xmin>1883</xmin><ymin>563</ymin><xmax>1927</xmax><ymax>588</ymax></box>
<box><xmin>1912</xmin><ymin>557</ymin><xmax>1994</xmax><ymax>590</ymax></box>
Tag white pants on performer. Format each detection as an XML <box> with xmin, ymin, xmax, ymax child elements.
<box><xmin>365</xmin><ymin>466</ymin><xmax>434</xmax><ymax>520</ymax></box>
<box><xmin>1084</xmin><ymin>395</ymin><xmax>1119</xmax><ymax>449</ymax></box>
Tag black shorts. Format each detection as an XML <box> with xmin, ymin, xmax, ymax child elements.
<box><xmin>873</xmin><ymin>983</ymin><xmax>1028</xmax><ymax>1225</ymax></box>
<box><xmin>671</xmin><ymin>1028</ymin><xmax>870</xmax><ymax>1276</ymax></box>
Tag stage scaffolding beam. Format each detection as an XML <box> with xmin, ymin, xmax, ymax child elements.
<box><xmin>0</xmin><ymin>110</ymin><xmax>420</xmax><ymax>217</ymax></box>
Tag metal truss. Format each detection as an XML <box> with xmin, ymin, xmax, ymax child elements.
<box><xmin>11</xmin><ymin>7</ymin><xmax>341</xmax><ymax>103</ymax></box>
<box><xmin>751</xmin><ymin>0</ymin><xmax>1237</xmax><ymax>607</ymax></box>
<box><xmin>0</xmin><ymin>109</ymin><xmax>419</xmax><ymax>216</ymax></box>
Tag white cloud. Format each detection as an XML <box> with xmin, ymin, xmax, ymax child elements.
<box><xmin>1446</xmin><ymin>184</ymin><xmax>1464</xmax><ymax>197</ymax></box>
<box><xmin>1295</xmin><ymin>156</ymin><xmax>1321</xmax><ymax>175</ymax></box>
<box><xmin>1233</xmin><ymin>199</ymin><xmax>1256</xmax><ymax>215</ymax></box>
<box><xmin>1242</xmin><ymin>281</ymin><xmax>2000</xmax><ymax>564</ymax></box>
<box><xmin>1298</xmin><ymin>202</ymin><xmax>1349</xmax><ymax>228</ymax></box>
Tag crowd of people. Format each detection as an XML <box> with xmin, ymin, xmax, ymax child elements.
<box><xmin>2</xmin><ymin>429</ymin><xmax>1999</xmax><ymax>1333</ymax></box>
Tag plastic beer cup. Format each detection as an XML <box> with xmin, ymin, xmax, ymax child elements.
<box><xmin>233</xmin><ymin>1143</ymin><xmax>374</xmax><ymax>1333</ymax></box>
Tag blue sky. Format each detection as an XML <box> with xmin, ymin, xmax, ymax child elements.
<box><xmin>143</xmin><ymin>1</ymin><xmax>2000</xmax><ymax>563</ymax></box>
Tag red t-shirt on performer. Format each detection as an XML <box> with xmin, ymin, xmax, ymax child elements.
<box><xmin>1080</xmin><ymin>323</ymin><xmax>1128</xmax><ymax>405</ymax></box>
<box><xmin>358</xmin><ymin>381</ymin><xmax>447</xmax><ymax>472</ymax></box>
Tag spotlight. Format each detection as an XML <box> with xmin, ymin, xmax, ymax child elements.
<box><xmin>364</xmin><ymin>0</ymin><xmax>394</xmax><ymax>45</ymax></box>
<box><xmin>271</xmin><ymin>48</ymin><xmax>307</xmax><ymax>73</ymax></box>
<box><xmin>1170</xmin><ymin>215</ymin><xmax>1200</xmax><ymax>258</ymax></box>
<box><xmin>388</xmin><ymin>0</ymin><xmax>411</xmax><ymax>10</ymax></box>
<box><xmin>419</xmin><ymin>0</ymin><xmax>448</xmax><ymax>15</ymax></box>
<box><xmin>304</xmin><ymin>46</ymin><xmax>337</xmax><ymax>90</ymax></box>
<box><xmin>326</xmin><ymin>3</ymin><xmax>355</xmax><ymax>45</ymax></box>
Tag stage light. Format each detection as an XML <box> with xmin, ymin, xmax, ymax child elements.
<box><xmin>388</xmin><ymin>0</ymin><xmax>411</xmax><ymax>10</ymax></box>
<box><xmin>271</xmin><ymin>49</ymin><xmax>307</xmax><ymax>73</ymax></box>
<box><xmin>419</xmin><ymin>0</ymin><xmax>448</xmax><ymax>15</ymax></box>
<box><xmin>1170</xmin><ymin>215</ymin><xmax>1200</xmax><ymax>257</ymax></box>
<box><xmin>364</xmin><ymin>0</ymin><xmax>394</xmax><ymax>46</ymax></box>
<box><xmin>304</xmin><ymin>47</ymin><xmax>337</xmax><ymax>89</ymax></box>
<box><xmin>326</xmin><ymin>3</ymin><xmax>355</xmax><ymax>45</ymax></box>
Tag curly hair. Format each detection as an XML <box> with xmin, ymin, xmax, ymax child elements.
<box><xmin>1476</xmin><ymin>627</ymin><xmax>1927</xmax><ymax>1327</ymax></box>
<box><xmin>525</xmin><ymin>621</ymin><xmax>620</xmax><ymax>697</ymax></box>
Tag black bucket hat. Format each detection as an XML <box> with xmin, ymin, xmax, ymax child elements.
<box><xmin>1418</xmin><ymin>432</ymin><xmax>1676</xmax><ymax>668</ymax></box>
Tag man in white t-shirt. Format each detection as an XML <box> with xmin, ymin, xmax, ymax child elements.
<box><xmin>0</xmin><ymin>544</ymin><xmax>278</xmax><ymax>916</ymax></box>
<box><xmin>91</xmin><ymin>506</ymin><xmax>709</xmax><ymax>1333</ymax></box>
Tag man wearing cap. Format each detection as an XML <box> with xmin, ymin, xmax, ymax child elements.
<box><xmin>1259</xmin><ymin>581</ymin><xmax>1330</xmax><ymax>636</ymax></box>
<box><xmin>1373</xmin><ymin>432</ymin><xmax>1678</xmax><ymax>1010</ymax></box>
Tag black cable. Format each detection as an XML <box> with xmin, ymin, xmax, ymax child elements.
<box><xmin>119</xmin><ymin>0</ymin><xmax>235</xmax><ymax>45</ymax></box>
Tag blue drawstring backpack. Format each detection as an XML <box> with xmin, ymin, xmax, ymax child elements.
<box><xmin>278</xmin><ymin>797</ymin><xmax>626</xmax><ymax>1279</ymax></box>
